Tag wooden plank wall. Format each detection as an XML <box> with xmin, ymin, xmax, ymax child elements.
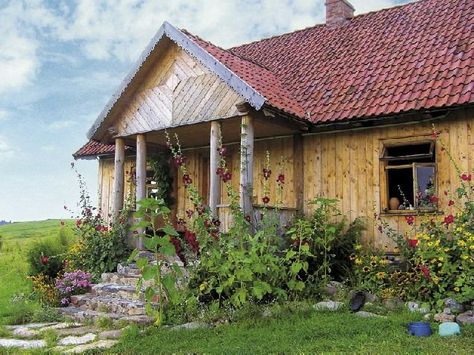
<box><xmin>114</xmin><ymin>45</ymin><xmax>242</xmax><ymax>136</ymax></box>
<box><xmin>303</xmin><ymin>110</ymin><xmax>474</xmax><ymax>248</ymax></box>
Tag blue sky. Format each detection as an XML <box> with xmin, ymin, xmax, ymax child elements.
<box><xmin>0</xmin><ymin>0</ymin><xmax>411</xmax><ymax>221</ymax></box>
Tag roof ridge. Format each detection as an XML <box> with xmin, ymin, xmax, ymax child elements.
<box><xmin>228</xmin><ymin>0</ymin><xmax>424</xmax><ymax>51</ymax></box>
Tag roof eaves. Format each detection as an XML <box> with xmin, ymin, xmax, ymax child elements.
<box><xmin>87</xmin><ymin>22</ymin><xmax>266</xmax><ymax>140</ymax></box>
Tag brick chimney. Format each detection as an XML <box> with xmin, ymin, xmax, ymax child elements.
<box><xmin>326</xmin><ymin>0</ymin><xmax>355</xmax><ymax>26</ymax></box>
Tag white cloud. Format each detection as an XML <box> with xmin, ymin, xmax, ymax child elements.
<box><xmin>0</xmin><ymin>136</ymin><xmax>15</xmax><ymax>161</ymax></box>
<box><xmin>47</xmin><ymin>120</ymin><xmax>77</xmax><ymax>130</ymax></box>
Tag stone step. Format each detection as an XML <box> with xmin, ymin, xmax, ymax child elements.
<box><xmin>70</xmin><ymin>295</ymin><xmax>147</xmax><ymax>316</ymax></box>
<box><xmin>91</xmin><ymin>284</ymin><xmax>143</xmax><ymax>301</ymax></box>
<box><xmin>101</xmin><ymin>273</ymin><xmax>155</xmax><ymax>288</ymax></box>
<box><xmin>59</xmin><ymin>306</ymin><xmax>153</xmax><ymax>325</ymax></box>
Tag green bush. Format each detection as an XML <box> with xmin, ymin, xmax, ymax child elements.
<box><xmin>27</xmin><ymin>238</ymin><xmax>66</xmax><ymax>279</ymax></box>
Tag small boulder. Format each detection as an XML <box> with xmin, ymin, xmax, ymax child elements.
<box><xmin>324</xmin><ymin>281</ymin><xmax>343</xmax><ymax>298</ymax></box>
<box><xmin>314</xmin><ymin>301</ymin><xmax>344</xmax><ymax>311</ymax></box>
<box><xmin>98</xmin><ymin>329</ymin><xmax>123</xmax><ymax>340</ymax></box>
<box><xmin>382</xmin><ymin>298</ymin><xmax>403</xmax><ymax>310</ymax></box>
<box><xmin>171</xmin><ymin>322</ymin><xmax>210</xmax><ymax>330</ymax></box>
<box><xmin>439</xmin><ymin>322</ymin><xmax>461</xmax><ymax>336</ymax></box>
<box><xmin>434</xmin><ymin>312</ymin><xmax>456</xmax><ymax>323</ymax></box>
<box><xmin>456</xmin><ymin>310</ymin><xmax>474</xmax><ymax>325</ymax></box>
<box><xmin>58</xmin><ymin>333</ymin><xmax>97</xmax><ymax>346</ymax></box>
<box><xmin>354</xmin><ymin>311</ymin><xmax>385</xmax><ymax>318</ymax></box>
<box><xmin>444</xmin><ymin>298</ymin><xmax>464</xmax><ymax>314</ymax></box>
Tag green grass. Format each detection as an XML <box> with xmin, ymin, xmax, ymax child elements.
<box><xmin>113</xmin><ymin>310</ymin><xmax>474</xmax><ymax>354</ymax></box>
<box><xmin>0</xmin><ymin>220</ymin><xmax>73</xmax><ymax>325</ymax></box>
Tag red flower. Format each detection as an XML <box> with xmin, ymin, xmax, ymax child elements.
<box><xmin>431</xmin><ymin>130</ymin><xmax>440</xmax><ymax>139</ymax></box>
<box><xmin>448</xmin><ymin>200</ymin><xmax>455</xmax><ymax>206</ymax></box>
<box><xmin>405</xmin><ymin>215</ymin><xmax>415</xmax><ymax>225</ymax></box>
<box><xmin>182</xmin><ymin>174</ymin><xmax>192</xmax><ymax>187</ymax></box>
<box><xmin>222</xmin><ymin>172</ymin><xmax>232</xmax><ymax>183</ymax></box>
<box><xmin>444</xmin><ymin>214</ymin><xmax>454</xmax><ymax>225</ymax></box>
<box><xmin>277</xmin><ymin>174</ymin><xmax>285</xmax><ymax>184</ymax></box>
<box><xmin>196</xmin><ymin>205</ymin><xmax>206</xmax><ymax>215</ymax></box>
<box><xmin>40</xmin><ymin>255</ymin><xmax>49</xmax><ymax>265</ymax></box>
<box><xmin>186</xmin><ymin>209</ymin><xmax>194</xmax><ymax>218</ymax></box>
<box><xmin>76</xmin><ymin>219</ymin><xmax>82</xmax><ymax>227</ymax></box>
<box><xmin>245</xmin><ymin>215</ymin><xmax>251</xmax><ymax>223</ymax></box>
<box><xmin>184</xmin><ymin>230</ymin><xmax>199</xmax><ymax>253</ymax></box>
<box><xmin>216</xmin><ymin>167</ymin><xmax>224</xmax><ymax>177</ymax></box>
<box><xmin>429</xmin><ymin>195</ymin><xmax>439</xmax><ymax>204</ymax></box>
<box><xmin>262</xmin><ymin>196</ymin><xmax>270</xmax><ymax>204</ymax></box>
<box><xmin>177</xmin><ymin>218</ymin><xmax>186</xmax><ymax>226</ymax></box>
<box><xmin>218</xmin><ymin>146</ymin><xmax>228</xmax><ymax>156</ymax></box>
<box><xmin>213</xmin><ymin>219</ymin><xmax>221</xmax><ymax>227</ymax></box>
<box><xmin>408</xmin><ymin>239</ymin><xmax>418</xmax><ymax>248</ymax></box>
<box><xmin>420</xmin><ymin>265</ymin><xmax>431</xmax><ymax>280</ymax></box>
<box><xmin>263</xmin><ymin>168</ymin><xmax>272</xmax><ymax>180</ymax></box>
<box><xmin>461</xmin><ymin>173</ymin><xmax>472</xmax><ymax>181</ymax></box>
<box><xmin>174</xmin><ymin>155</ymin><xmax>186</xmax><ymax>167</ymax></box>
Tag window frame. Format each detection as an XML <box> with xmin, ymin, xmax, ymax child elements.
<box><xmin>380</xmin><ymin>138</ymin><xmax>438</xmax><ymax>214</ymax></box>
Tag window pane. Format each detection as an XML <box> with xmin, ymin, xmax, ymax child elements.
<box><xmin>387</xmin><ymin>168</ymin><xmax>414</xmax><ymax>209</ymax></box>
<box><xmin>416</xmin><ymin>166</ymin><xmax>436</xmax><ymax>209</ymax></box>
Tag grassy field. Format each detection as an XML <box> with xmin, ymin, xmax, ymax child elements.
<box><xmin>0</xmin><ymin>220</ymin><xmax>73</xmax><ymax>325</ymax></box>
<box><xmin>114</xmin><ymin>309</ymin><xmax>474</xmax><ymax>354</ymax></box>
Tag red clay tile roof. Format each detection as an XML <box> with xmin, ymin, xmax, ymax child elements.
<box><xmin>223</xmin><ymin>0</ymin><xmax>473</xmax><ymax>123</ymax></box>
<box><xmin>73</xmin><ymin>140</ymin><xmax>133</xmax><ymax>159</ymax></box>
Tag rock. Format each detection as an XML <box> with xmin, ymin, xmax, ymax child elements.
<box><xmin>0</xmin><ymin>338</ymin><xmax>46</xmax><ymax>349</ymax></box>
<box><xmin>261</xmin><ymin>309</ymin><xmax>273</xmax><ymax>318</ymax></box>
<box><xmin>5</xmin><ymin>322</ymin><xmax>56</xmax><ymax>330</ymax></box>
<box><xmin>324</xmin><ymin>281</ymin><xmax>343</xmax><ymax>298</ymax></box>
<box><xmin>407</xmin><ymin>301</ymin><xmax>430</xmax><ymax>314</ymax></box>
<box><xmin>354</xmin><ymin>311</ymin><xmax>385</xmax><ymax>318</ymax></box>
<box><xmin>171</xmin><ymin>322</ymin><xmax>210</xmax><ymax>330</ymax></box>
<box><xmin>58</xmin><ymin>333</ymin><xmax>97</xmax><ymax>346</ymax></box>
<box><xmin>434</xmin><ymin>312</ymin><xmax>456</xmax><ymax>322</ymax></box>
<box><xmin>439</xmin><ymin>322</ymin><xmax>461</xmax><ymax>336</ymax></box>
<box><xmin>443</xmin><ymin>307</ymin><xmax>452</xmax><ymax>315</ymax></box>
<box><xmin>382</xmin><ymin>298</ymin><xmax>403</xmax><ymax>310</ymax></box>
<box><xmin>444</xmin><ymin>298</ymin><xmax>464</xmax><ymax>314</ymax></box>
<box><xmin>456</xmin><ymin>310</ymin><xmax>474</xmax><ymax>325</ymax></box>
<box><xmin>39</xmin><ymin>322</ymin><xmax>82</xmax><ymax>331</ymax></box>
<box><xmin>423</xmin><ymin>314</ymin><xmax>433</xmax><ymax>321</ymax></box>
<box><xmin>314</xmin><ymin>301</ymin><xmax>344</xmax><ymax>311</ymax></box>
<box><xmin>56</xmin><ymin>326</ymin><xmax>98</xmax><ymax>337</ymax></box>
<box><xmin>98</xmin><ymin>329</ymin><xmax>123</xmax><ymax>339</ymax></box>
<box><xmin>63</xmin><ymin>340</ymin><xmax>118</xmax><ymax>353</ymax></box>
<box><xmin>12</xmin><ymin>327</ymin><xmax>39</xmax><ymax>338</ymax></box>
<box><xmin>348</xmin><ymin>290</ymin><xmax>378</xmax><ymax>304</ymax></box>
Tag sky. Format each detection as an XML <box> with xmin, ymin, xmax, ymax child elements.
<box><xmin>0</xmin><ymin>0</ymin><xmax>412</xmax><ymax>222</ymax></box>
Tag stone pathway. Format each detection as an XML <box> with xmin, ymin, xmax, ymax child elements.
<box><xmin>0</xmin><ymin>321</ymin><xmax>122</xmax><ymax>353</ymax></box>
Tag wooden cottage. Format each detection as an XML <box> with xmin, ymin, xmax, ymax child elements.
<box><xmin>74</xmin><ymin>0</ymin><xmax>474</xmax><ymax>248</ymax></box>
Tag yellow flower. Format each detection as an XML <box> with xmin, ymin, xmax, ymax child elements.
<box><xmin>355</xmin><ymin>244</ymin><xmax>362</xmax><ymax>251</ymax></box>
<box><xmin>376</xmin><ymin>272</ymin><xmax>386</xmax><ymax>279</ymax></box>
<box><xmin>454</xmin><ymin>287</ymin><xmax>460</xmax><ymax>292</ymax></box>
<box><xmin>438</xmin><ymin>257</ymin><xmax>444</xmax><ymax>262</ymax></box>
<box><xmin>355</xmin><ymin>258</ymin><xmax>362</xmax><ymax>265</ymax></box>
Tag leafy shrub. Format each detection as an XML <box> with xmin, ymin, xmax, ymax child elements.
<box><xmin>29</xmin><ymin>273</ymin><xmax>61</xmax><ymax>306</ymax></box>
<box><xmin>55</xmin><ymin>270</ymin><xmax>92</xmax><ymax>306</ymax></box>
<box><xmin>27</xmin><ymin>238</ymin><xmax>66</xmax><ymax>279</ymax></box>
<box><xmin>66</xmin><ymin>165</ymin><xmax>131</xmax><ymax>278</ymax></box>
<box><xmin>285</xmin><ymin>198</ymin><xmax>364</xmax><ymax>295</ymax></box>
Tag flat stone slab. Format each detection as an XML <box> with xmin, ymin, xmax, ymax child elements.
<box><xmin>98</xmin><ymin>329</ymin><xmax>123</xmax><ymax>339</ymax></box>
<box><xmin>64</xmin><ymin>340</ymin><xmax>118</xmax><ymax>353</ymax></box>
<box><xmin>56</xmin><ymin>326</ymin><xmax>99</xmax><ymax>337</ymax></box>
<box><xmin>58</xmin><ymin>333</ymin><xmax>97</xmax><ymax>346</ymax></box>
<box><xmin>354</xmin><ymin>311</ymin><xmax>386</xmax><ymax>318</ymax></box>
<box><xmin>39</xmin><ymin>322</ymin><xmax>83</xmax><ymax>331</ymax></box>
<box><xmin>5</xmin><ymin>322</ymin><xmax>56</xmax><ymax>330</ymax></box>
<box><xmin>0</xmin><ymin>338</ymin><xmax>46</xmax><ymax>349</ymax></box>
<box><xmin>172</xmin><ymin>321</ymin><xmax>211</xmax><ymax>330</ymax></box>
<box><xmin>12</xmin><ymin>327</ymin><xmax>39</xmax><ymax>338</ymax></box>
<box><xmin>314</xmin><ymin>301</ymin><xmax>344</xmax><ymax>311</ymax></box>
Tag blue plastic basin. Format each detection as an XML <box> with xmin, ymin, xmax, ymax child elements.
<box><xmin>408</xmin><ymin>322</ymin><xmax>432</xmax><ymax>337</ymax></box>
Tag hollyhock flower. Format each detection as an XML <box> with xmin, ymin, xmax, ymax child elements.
<box><xmin>213</xmin><ymin>219</ymin><xmax>221</xmax><ymax>227</ymax></box>
<box><xmin>262</xmin><ymin>196</ymin><xmax>270</xmax><ymax>204</ymax></box>
<box><xmin>420</xmin><ymin>265</ymin><xmax>431</xmax><ymax>280</ymax></box>
<box><xmin>408</xmin><ymin>239</ymin><xmax>418</xmax><ymax>248</ymax></box>
<box><xmin>196</xmin><ymin>205</ymin><xmax>206</xmax><ymax>215</ymax></box>
<box><xmin>444</xmin><ymin>214</ymin><xmax>454</xmax><ymax>225</ymax></box>
<box><xmin>277</xmin><ymin>174</ymin><xmax>285</xmax><ymax>184</ymax></box>
<box><xmin>263</xmin><ymin>168</ymin><xmax>272</xmax><ymax>180</ymax></box>
<box><xmin>182</xmin><ymin>174</ymin><xmax>192</xmax><ymax>187</ymax></box>
<box><xmin>448</xmin><ymin>200</ymin><xmax>455</xmax><ymax>206</ymax></box>
<box><xmin>218</xmin><ymin>146</ymin><xmax>228</xmax><ymax>156</ymax></box>
<box><xmin>429</xmin><ymin>195</ymin><xmax>439</xmax><ymax>204</ymax></box>
<box><xmin>461</xmin><ymin>173</ymin><xmax>472</xmax><ymax>181</ymax></box>
<box><xmin>405</xmin><ymin>215</ymin><xmax>415</xmax><ymax>225</ymax></box>
<box><xmin>184</xmin><ymin>230</ymin><xmax>199</xmax><ymax>253</ymax></box>
<box><xmin>40</xmin><ymin>255</ymin><xmax>49</xmax><ymax>265</ymax></box>
<box><xmin>222</xmin><ymin>172</ymin><xmax>232</xmax><ymax>183</ymax></box>
<box><xmin>177</xmin><ymin>218</ymin><xmax>186</xmax><ymax>226</ymax></box>
<box><xmin>174</xmin><ymin>155</ymin><xmax>185</xmax><ymax>167</ymax></box>
<box><xmin>216</xmin><ymin>167</ymin><xmax>224</xmax><ymax>176</ymax></box>
<box><xmin>186</xmin><ymin>209</ymin><xmax>194</xmax><ymax>218</ymax></box>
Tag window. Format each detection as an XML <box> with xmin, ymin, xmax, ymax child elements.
<box><xmin>381</xmin><ymin>141</ymin><xmax>437</xmax><ymax>212</ymax></box>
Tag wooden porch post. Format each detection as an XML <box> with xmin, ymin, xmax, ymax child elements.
<box><xmin>112</xmin><ymin>138</ymin><xmax>125</xmax><ymax>218</ymax></box>
<box><xmin>293</xmin><ymin>134</ymin><xmax>305</xmax><ymax>216</ymax></box>
<box><xmin>209</xmin><ymin>121</ymin><xmax>221</xmax><ymax>218</ymax></box>
<box><xmin>240</xmin><ymin>114</ymin><xmax>254</xmax><ymax>218</ymax></box>
<box><xmin>136</xmin><ymin>134</ymin><xmax>147</xmax><ymax>250</ymax></box>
